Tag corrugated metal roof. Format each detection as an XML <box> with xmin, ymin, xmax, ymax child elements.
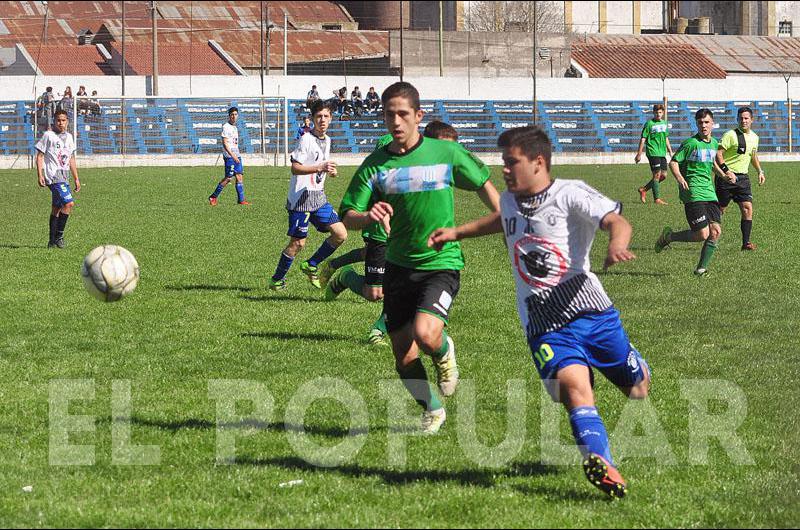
<box><xmin>30</xmin><ymin>44</ymin><xmax>108</xmax><ymax>75</ymax></box>
<box><xmin>106</xmin><ymin>43</ymin><xmax>239</xmax><ymax>75</ymax></box>
<box><xmin>572</xmin><ymin>41</ymin><xmax>726</xmax><ymax>79</ymax></box>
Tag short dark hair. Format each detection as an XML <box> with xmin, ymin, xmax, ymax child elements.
<box><xmin>46</xmin><ymin>86</ymin><xmax>52</xmax><ymax>91</ymax></box>
<box><xmin>54</xmin><ymin>109</ymin><xmax>68</xmax><ymax>119</ymax></box>
<box><xmin>310</xmin><ymin>98</ymin><xmax>334</xmax><ymax>117</ymax></box>
<box><xmin>381</xmin><ymin>81</ymin><xmax>420</xmax><ymax>111</ymax></box>
<box><xmin>738</xmin><ymin>106</ymin><xmax>753</xmax><ymax>118</ymax></box>
<box><xmin>228</xmin><ymin>106</ymin><xmax>238</xmax><ymax>115</ymax></box>
<box><xmin>497</xmin><ymin>126</ymin><xmax>552</xmax><ymax>170</ymax></box>
<box><xmin>653</xmin><ymin>103</ymin><xmax>665</xmax><ymax>112</ymax></box>
<box><xmin>424</xmin><ymin>120</ymin><xmax>458</xmax><ymax>141</ymax></box>
<box><xmin>695</xmin><ymin>108</ymin><xmax>714</xmax><ymax>120</ymax></box>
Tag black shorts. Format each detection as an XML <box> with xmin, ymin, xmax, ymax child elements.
<box><xmin>383</xmin><ymin>263</ymin><xmax>460</xmax><ymax>333</ymax></box>
<box><xmin>363</xmin><ymin>238</ymin><xmax>386</xmax><ymax>287</ymax></box>
<box><xmin>684</xmin><ymin>201</ymin><xmax>721</xmax><ymax>232</ymax></box>
<box><xmin>715</xmin><ymin>174</ymin><xmax>753</xmax><ymax>207</ymax></box>
<box><xmin>646</xmin><ymin>155</ymin><xmax>668</xmax><ymax>172</ymax></box>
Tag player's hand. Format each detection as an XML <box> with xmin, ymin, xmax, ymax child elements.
<box><xmin>368</xmin><ymin>201</ymin><xmax>393</xmax><ymax>224</ymax></box>
<box><xmin>73</xmin><ymin>178</ymin><xmax>81</xmax><ymax>192</ymax></box>
<box><xmin>634</xmin><ymin>153</ymin><xmax>641</xmax><ymax>164</ymax></box>
<box><xmin>603</xmin><ymin>246</ymin><xmax>636</xmax><ymax>272</ymax></box>
<box><xmin>725</xmin><ymin>170</ymin><xmax>737</xmax><ymax>184</ymax></box>
<box><xmin>379</xmin><ymin>212</ymin><xmax>391</xmax><ymax>235</ymax></box>
<box><xmin>37</xmin><ymin>174</ymin><xmax>45</xmax><ymax>187</ymax></box>
<box><xmin>428</xmin><ymin>227</ymin><xmax>458</xmax><ymax>251</ymax></box>
<box><xmin>676</xmin><ymin>176</ymin><xmax>689</xmax><ymax>190</ymax></box>
<box><xmin>320</xmin><ymin>161</ymin><xmax>337</xmax><ymax>175</ymax></box>
<box><xmin>758</xmin><ymin>171</ymin><xmax>765</xmax><ymax>185</ymax></box>
<box><xmin>233</xmin><ymin>156</ymin><xmax>240</xmax><ymax>165</ymax></box>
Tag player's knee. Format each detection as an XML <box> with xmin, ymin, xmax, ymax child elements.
<box><xmin>222</xmin><ymin>177</ymin><xmax>232</xmax><ymax>185</ymax></box>
<box><xmin>741</xmin><ymin>202</ymin><xmax>753</xmax><ymax>217</ymax></box>
<box><xmin>694</xmin><ymin>227</ymin><xmax>709</xmax><ymax>241</ymax></box>
<box><xmin>627</xmin><ymin>381</ymin><xmax>650</xmax><ymax>400</ymax></box>
<box><xmin>362</xmin><ymin>288</ymin><xmax>383</xmax><ymax>302</ymax></box>
<box><xmin>412</xmin><ymin>327</ymin><xmax>440</xmax><ymax>355</ymax></box>
<box><xmin>235</xmin><ymin>175</ymin><xmax>243</xmax><ymax>183</ymax></box>
<box><xmin>62</xmin><ymin>202</ymin><xmax>74</xmax><ymax>214</ymax></box>
<box><xmin>709</xmin><ymin>225</ymin><xmax>721</xmax><ymax>241</ymax></box>
<box><xmin>287</xmin><ymin>239</ymin><xmax>305</xmax><ymax>254</ymax></box>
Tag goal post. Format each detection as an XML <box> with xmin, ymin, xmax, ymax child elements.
<box><xmin>72</xmin><ymin>95</ymin><xmax>290</xmax><ymax>167</ymax></box>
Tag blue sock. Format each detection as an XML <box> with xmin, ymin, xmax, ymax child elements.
<box><xmin>235</xmin><ymin>182</ymin><xmax>245</xmax><ymax>203</ymax></box>
<box><xmin>569</xmin><ymin>406</ymin><xmax>614</xmax><ymax>465</ymax></box>
<box><xmin>272</xmin><ymin>252</ymin><xmax>294</xmax><ymax>282</ymax></box>
<box><xmin>307</xmin><ymin>240</ymin><xmax>337</xmax><ymax>267</ymax></box>
<box><xmin>210</xmin><ymin>183</ymin><xmax>225</xmax><ymax>199</ymax></box>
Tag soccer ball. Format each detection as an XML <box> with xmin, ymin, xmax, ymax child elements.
<box><xmin>81</xmin><ymin>245</ymin><xmax>140</xmax><ymax>302</ymax></box>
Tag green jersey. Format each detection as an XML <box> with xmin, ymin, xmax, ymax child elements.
<box><xmin>641</xmin><ymin>119</ymin><xmax>669</xmax><ymax>157</ymax></box>
<box><xmin>360</xmin><ymin>134</ymin><xmax>395</xmax><ymax>243</ymax></box>
<box><xmin>671</xmin><ymin>134</ymin><xmax>719</xmax><ymax>203</ymax></box>
<box><xmin>719</xmin><ymin>128</ymin><xmax>759</xmax><ymax>174</ymax></box>
<box><xmin>341</xmin><ymin>136</ymin><xmax>490</xmax><ymax>271</ymax></box>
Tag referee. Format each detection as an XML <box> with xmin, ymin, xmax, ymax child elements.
<box><xmin>715</xmin><ymin>106</ymin><xmax>766</xmax><ymax>251</ymax></box>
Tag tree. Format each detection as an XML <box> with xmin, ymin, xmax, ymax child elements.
<box><xmin>465</xmin><ymin>1</ymin><xmax>563</xmax><ymax>33</ymax></box>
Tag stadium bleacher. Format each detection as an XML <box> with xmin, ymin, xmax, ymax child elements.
<box><xmin>2</xmin><ymin>99</ymin><xmax>798</xmax><ymax>156</ymax></box>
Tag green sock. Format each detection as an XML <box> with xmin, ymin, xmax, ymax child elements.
<box><xmin>372</xmin><ymin>313</ymin><xmax>387</xmax><ymax>334</ymax></box>
<box><xmin>642</xmin><ymin>180</ymin><xmax>654</xmax><ymax>191</ymax></box>
<box><xmin>651</xmin><ymin>178</ymin><xmax>661</xmax><ymax>199</ymax></box>
<box><xmin>697</xmin><ymin>239</ymin><xmax>718</xmax><ymax>270</ymax></box>
<box><xmin>340</xmin><ymin>267</ymin><xmax>365</xmax><ymax>297</ymax></box>
<box><xmin>432</xmin><ymin>329</ymin><xmax>449</xmax><ymax>360</ymax></box>
<box><xmin>329</xmin><ymin>248</ymin><xmax>363</xmax><ymax>270</ymax></box>
<box><xmin>397</xmin><ymin>358</ymin><xmax>442</xmax><ymax>411</ymax></box>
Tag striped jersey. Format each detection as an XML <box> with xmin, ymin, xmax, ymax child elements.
<box><xmin>221</xmin><ymin>122</ymin><xmax>240</xmax><ymax>158</ymax></box>
<box><xmin>500</xmin><ymin>180</ymin><xmax>620</xmax><ymax>338</ymax></box>
<box><xmin>35</xmin><ymin>130</ymin><xmax>75</xmax><ymax>185</ymax></box>
<box><xmin>288</xmin><ymin>131</ymin><xmax>331</xmax><ymax>212</ymax></box>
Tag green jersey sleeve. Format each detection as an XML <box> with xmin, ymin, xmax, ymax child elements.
<box><xmin>451</xmin><ymin>145</ymin><xmax>490</xmax><ymax>191</ymax></box>
<box><xmin>641</xmin><ymin>121</ymin><xmax>651</xmax><ymax>139</ymax></box>
<box><xmin>340</xmin><ymin>164</ymin><xmax>376</xmax><ymax>216</ymax></box>
<box><xmin>671</xmin><ymin>138</ymin><xmax>692</xmax><ymax>164</ymax></box>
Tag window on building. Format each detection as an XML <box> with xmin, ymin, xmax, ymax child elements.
<box><xmin>779</xmin><ymin>21</ymin><xmax>793</xmax><ymax>37</ymax></box>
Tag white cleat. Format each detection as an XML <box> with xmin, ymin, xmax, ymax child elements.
<box><xmin>433</xmin><ymin>336</ymin><xmax>459</xmax><ymax>397</ymax></box>
<box><xmin>421</xmin><ymin>407</ymin><xmax>446</xmax><ymax>435</ymax></box>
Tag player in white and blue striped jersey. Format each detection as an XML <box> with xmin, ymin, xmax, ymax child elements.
<box><xmin>208</xmin><ymin>106</ymin><xmax>249</xmax><ymax>206</ymax></box>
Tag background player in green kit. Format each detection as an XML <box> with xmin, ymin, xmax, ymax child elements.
<box><xmin>655</xmin><ymin>108</ymin><xmax>734</xmax><ymax>276</ymax></box>
<box><xmin>635</xmin><ymin>104</ymin><xmax>673</xmax><ymax>205</ymax></box>
<box><xmin>715</xmin><ymin>106</ymin><xmax>766</xmax><ymax>250</ymax></box>
<box><xmin>340</xmin><ymin>82</ymin><xmax>500</xmax><ymax>434</ymax></box>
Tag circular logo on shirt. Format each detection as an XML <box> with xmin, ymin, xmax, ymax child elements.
<box><xmin>513</xmin><ymin>235</ymin><xmax>568</xmax><ymax>289</ymax></box>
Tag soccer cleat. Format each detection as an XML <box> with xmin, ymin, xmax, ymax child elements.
<box><xmin>317</xmin><ymin>261</ymin><xmax>336</xmax><ymax>289</ymax></box>
<box><xmin>433</xmin><ymin>336</ymin><xmax>459</xmax><ymax>397</ymax></box>
<box><xmin>583</xmin><ymin>453</ymin><xmax>627</xmax><ymax>499</ymax></box>
<box><xmin>208</xmin><ymin>196</ymin><xmax>218</xmax><ymax>206</ymax></box>
<box><xmin>654</xmin><ymin>226</ymin><xmax>672</xmax><ymax>253</ymax></box>
<box><xmin>653</xmin><ymin>198</ymin><xmax>668</xmax><ymax>205</ymax></box>
<box><xmin>421</xmin><ymin>408</ymin><xmax>446</xmax><ymax>435</ymax></box>
<box><xmin>269</xmin><ymin>278</ymin><xmax>287</xmax><ymax>291</ymax></box>
<box><xmin>300</xmin><ymin>261</ymin><xmax>321</xmax><ymax>289</ymax></box>
<box><xmin>238</xmin><ymin>200</ymin><xmax>251</xmax><ymax>206</ymax></box>
<box><xmin>48</xmin><ymin>238</ymin><xmax>65</xmax><ymax>249</ymax></box>
<box><xmin>693</xmin><ymin>268</ymin><xmax>709</xmax><ymax>278</ymax></box>
<box><xmin>638</xmin><ymin>187</ymin><xmax>647</xmax><ymax>203</ymax></box>
<box><xmin>742</xmin><ymin>242</ymin><xmax>757</xmax><ymax>251</ymax></box>
<box><xmin>367</xmin><ymin>328</ymin><xmax>389</xmax><ymax>347</ymax></box>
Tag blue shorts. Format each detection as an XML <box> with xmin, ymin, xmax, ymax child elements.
<box><xmin>287</xmin><ymin>203</ymin><xmax>340</xmax><ymax>239</ymax></box>
<box><xmin>527</xmin><ymin>308</ymin><xmax>648</xmax><ymax>389</ymax></box>
<box><xmin>49</xmin><ymin>182</ymin><xmax>74</xmax><ymax>207</ymax></box>
<box><xmin>224</xmin><ymin>156</ymin><xmax>243</xmax><ymax>177</ymax></box>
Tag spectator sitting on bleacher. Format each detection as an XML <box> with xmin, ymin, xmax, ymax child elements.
<box><xmin>59</xmin><ymin>86</ymin><xmax>74</xmax><ymax>117</ymax></box>
<box><xmin>306</xmin><ymin>84</ymin><xmax>320</xmax><ymax>109</ymax></box>
<box><xmin>365</xmin><ymin>87</ymin><xmax>380</xmax><ymax>112</ymax></box>
<box><xmin>77</xmin><ymin>86</ymin><xmax>89</xmax><ymax>115</ymax></box>
<box><xmin>88</xmin><ymin>90</ymin><xmax>101</xmax><ymax>117</ymax></box>
<box><xmin>334</xmin><ymin>87</ymin><xmax>348</xmax><ymax>115</ymax></box>
<box><xmin>295</xmin><ymin>116</ymin><xmax>314</xmax><ymax>140</ymax></box>
<box><xmin>351</xmin><ymin>86</ymin><xmax>363</xmax><ymax>116</ymax></box>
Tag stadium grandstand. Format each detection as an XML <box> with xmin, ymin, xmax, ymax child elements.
<box><xmin>1</xmin><ymin>0</ymin><xmax>800</xmax><ymax>165</ymax></box>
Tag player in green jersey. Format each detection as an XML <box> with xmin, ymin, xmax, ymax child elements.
<box><xmin>340</xmin><ymin>82</ymin><xmax>500</xmax><ymax>434</ymax></box>
<box><xmin>715</xmin><ymin>106</ymin><xmax>766</xmax><ymax>250</ymax></box>
<box><xmin>655</xmin><ymin>108</ymin><xmax>734</xmax><ymax>276</ymax></box>
<box><xmin>635</xmin><ymin>104</ymin><xmax>673</xmax><ymax>205</ymax></box>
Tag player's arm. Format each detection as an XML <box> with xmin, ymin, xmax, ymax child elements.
<box><xmin>751</xmin><ymin>151</ymin><xmax>765</xmax><ymax>185</ymax></box>
<box><xmin>476</xmin><ymin>180</ymin><xmax>500</xmax><ymax>212</ymax></box>
<box><xmin>715</xmin><ymin>146</ymin><xmax>736</xmax><ymax>183</ymax></box>
<box><xmin>634</xmin><ymin>137</ymin><xmax>646</xmax><ymax>163</ymax></box>
<box><xmin>291</xmin><ymin>159</ymin><xmax>336</xmax><ymax>176</ymax></box>
<box><xmin>599</xmin><ymin>212</ymin><xmax>636</xmax><ymax>271</ymax></box>
<box><xmin>668</xmin><ymin>159</ymin><xmax>689</xmax><ymax>190</ymax></box>
<box><xmin>342</xmin><ymin>202</ymin><xmax>393</xmax><ymax>230</ymax></box>
<box><xmin>666</xmin><ymin>136</ymin><xmax>674</xmax><ymax>157</ymax></box>
<box><xmin>428</xmin><ymin>211</ymin><xmax>503</xmax><ymax>251</ymax></box>
<box><xmin>221</xmin><ymin>136</ymin><xmax>239</xmax><ymax>163</ymax></box>
<box><xmin>69</xmin><ymin>154</ymin><xmax>80</xmax><ymax>192</ymax></box>
<box><xmin>35</xmin><ymin>150</ymin><xmax>45</xmax><ymax>187</ymax></box>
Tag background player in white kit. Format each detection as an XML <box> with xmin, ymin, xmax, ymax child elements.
<box><xmin>269</xmin><ymin>99</ymin><xmax>347</xmax><ymax>290</ymax></box>
<box><xmin>208</xmin><ymin>106</ymin><xmax>249</xmax><ymax>206</ymax></box>
<box><xmin>428</xmin><ymin>126</ymin><xmax>650</xmax><ymax>499</ymax></box>
<box><xmin>36</xmin><ymin>109</ymin><xmax>80</xmax><ymax>248</ymax></box>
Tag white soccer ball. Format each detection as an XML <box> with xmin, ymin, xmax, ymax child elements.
<box><xmin>81</xmin><ymin>245</ymin><xmax>140</xmax><ymax>302</ymax></box>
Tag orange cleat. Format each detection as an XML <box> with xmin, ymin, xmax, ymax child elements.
<box><xmin>742</xmin><ymin>242</ymin><xmax>757</xmax><ymax>251</ymax></box>
<box><xmin>583</xmin><ymin>453</ymin><xmax>627</xmax><ymax>499</ymax></box>
<box><xmin>238</xmin><ymin>200</ymin><xmax>251</xmax><ymax>206</ymax></box>
<box><xmin>654</xmin><ymin>198</ymin><xmax>668</xmax><ymax>205</ymax></box>
<box><xmin>208</xmin><ymin>196</ymin><xmax>218</xmax><ymax>206</ymax></box>
<box><xmin>638</xmin><ymin>187</ymin><xmax>647</xmax><ymax>203</ymax></box>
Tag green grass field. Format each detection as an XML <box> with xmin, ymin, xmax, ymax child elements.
<box><xmin>1</xmin><ymin>161</ymin><xmax>799</xmax><ymax>527</ymax></box>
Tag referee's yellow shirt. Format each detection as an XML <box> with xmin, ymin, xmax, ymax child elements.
<box><xmin>719</xmin><ymin>128</ymin><xmax>759</xmax><ymax>174</ymax></box>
